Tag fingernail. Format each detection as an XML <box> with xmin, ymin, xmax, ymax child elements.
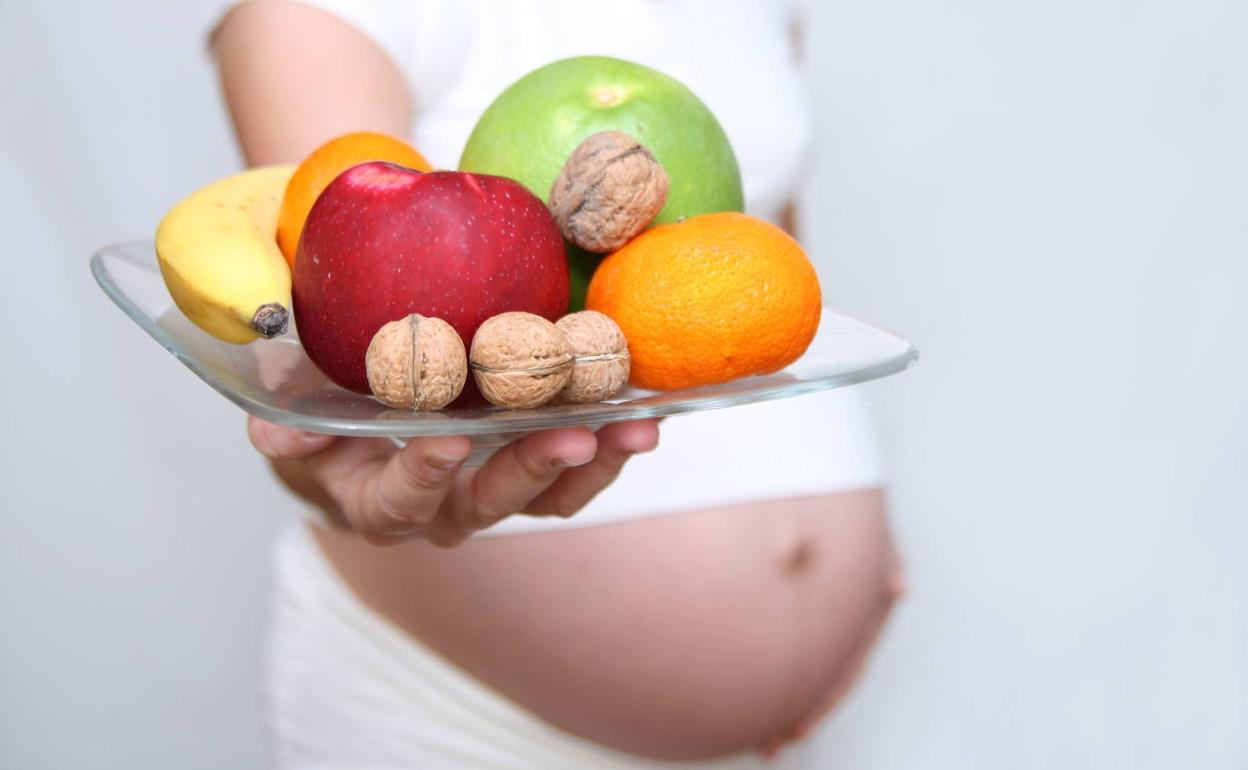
<box><xmin>427</xmin><ymin>449</ymin><xmax>469</xmax><ymax>470</ymax></box>
<box><xmin>298</xmin><ymin>431</ymin><xmax>330</xmax><ymax>446</ymax></box>
<box><xmin>553</xmin><ymin>453</ymin><xmax>593</xmax><ymax>469</ymax></box>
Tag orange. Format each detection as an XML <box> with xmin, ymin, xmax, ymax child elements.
<box><xmin>277</xmin><ymin>132</ymin><xmax>432</xmax><ymax>266</ymax></box>
<box><xmin>586</xmin><ymin>212</ymin><xmax>822</xmax><ymax>391</ymax></box>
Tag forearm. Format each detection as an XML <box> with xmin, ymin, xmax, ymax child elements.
<box><xmin>214</xmin><ymin>0</ymin><xmax>415</xmax><ymax>517</ymax></box>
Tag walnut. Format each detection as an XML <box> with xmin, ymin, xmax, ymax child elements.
<box><xmin>548</xmin><ymin>131</ymin><xmax>669</xmax><ymax>253</ymax></box>
<box><xmin>555</xmin><ymin>311</ymin><xmax>630</xmax><ymax>403</ymax></box>
<box><xmin>365</xmin><ymin>314</ymin><xmax>467</xmax><ymax>411</ymax></box>
<box><xmin>469</xmin><ymin>312</ymin><xmax>574</xmax><ymax>409</ymax></box>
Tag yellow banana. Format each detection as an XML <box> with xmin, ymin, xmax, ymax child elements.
<box><xmin>155</xmin><ymin>164</ymin><xmax>297</xmax><ymax>344</ymax></box>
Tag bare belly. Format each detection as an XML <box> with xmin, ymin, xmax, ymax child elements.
<box><xmin>316</xmin><ymin>489</ymin><xmax>900</xmax><ymax>761</ymax></box>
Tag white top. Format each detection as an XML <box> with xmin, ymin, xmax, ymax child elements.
<box><xmin>234</xmin><ymin>0</ymin><xmax>885</xmax><ymax>534</ymax></box>
<box><xmin>293</xmin><ymin>0</ymin><xmax>814</xmax><ymax>224</ymax></box>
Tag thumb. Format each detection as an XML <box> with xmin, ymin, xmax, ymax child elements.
<box><xmin>247</xmin><ymin>415</ymin><xmax>336</xmax><ymax>460</ymax></box>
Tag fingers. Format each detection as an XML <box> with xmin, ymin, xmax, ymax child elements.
<box><xmin>600</xmin><ymin>418</ymin><xmax>662</xmax><ymax>454</ymax></box>
<box><xmin>466</xmin><ymin>428</ymin><xmax>598</xmax><ymax>525</ymax></box>
<box><xmin>348</xmin><ymin>435</ymin><xmax>473</xmax><ymax>544</ymax></box>
<box><xmin>523</xmin><ymin>419</ymin><xmax>660</xmax><ymax>517</ymax></box>
<box><xmin>247</xmin><ymin>415</ymin><xmax>336</xmax><ymax>460</ymax></box>
<box><xmin>250</xmin><ymin>418</ymin><xmax>659</xmax><ymax>547</ymax></box>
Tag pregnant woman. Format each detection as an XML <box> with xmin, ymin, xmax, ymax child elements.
<box><xmin>214</xmin><ymin>1</ymin><xmax>904</xmax><ymax>767</ymax></box>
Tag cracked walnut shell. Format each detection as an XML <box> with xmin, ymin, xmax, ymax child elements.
<box><xmin>470</xmin><ymin>312</ymin><xmax>573</xmax><ymax>409</ymax></box>
<box><xmin>548</xmin><ymin>131</ymin><xmax>669</xmax><ymax>253</ymax></box>
<box><xmin>556</xmin><ymin>311</ymin><xmax>630</xmax><ymax>403</ymax></box>
<box><xmin>365</xmin><ymin>314</ymin><xmax>467</xmax><ymax>411</ymax></box>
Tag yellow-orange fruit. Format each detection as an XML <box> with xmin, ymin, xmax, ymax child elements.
<box><xmin>277</xmin><ymin>131</ymin><xmax>432</xmax><ymax>267</ymax></box>
<box><xmin>586</xmin><ymin>212</ymin><xmax>821</xmax><ymax>391</ymax></box>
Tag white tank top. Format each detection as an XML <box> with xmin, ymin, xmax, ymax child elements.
<box><xmin>244</xmin><ymin>0</ymin><xmax>884</xmax><ymax>534</ymax></box>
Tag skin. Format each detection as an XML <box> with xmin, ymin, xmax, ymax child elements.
<box><xmin>216</xmin><ymin>0</ymin><xmax>903</xmax><ymax>759</ymax></box>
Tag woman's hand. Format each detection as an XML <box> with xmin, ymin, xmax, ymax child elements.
<box><xmin>219</xmin><ymin>5</ymin><xmax>662</xmax><ymax>549</ymax></box>
<box><xmin>249</xmin><ymin>416</ymin><xmax>659</xmax><ymax>547</ymax></box>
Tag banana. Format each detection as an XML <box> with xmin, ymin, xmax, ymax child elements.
<box><xmin>155</xmin><ymin>164</ymin><xmax>297</xmax><ymax>344</ymax></box>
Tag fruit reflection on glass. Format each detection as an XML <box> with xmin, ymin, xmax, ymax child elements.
<box><xmin>152</xmin><ymin>55</ymin><xmax>823</xmax><ymax>413</ymax></box>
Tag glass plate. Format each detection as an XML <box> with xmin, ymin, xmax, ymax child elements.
<box><xmin>92</xmin><ymin>241</ymin><xmax>918</xmax><ymax>441</ymax></box>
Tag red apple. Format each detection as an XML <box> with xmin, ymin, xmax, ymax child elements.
<box><xmin>293</xmin><ymin>162</ymin><xmax>570</xmax><ymax>394</ymax></box>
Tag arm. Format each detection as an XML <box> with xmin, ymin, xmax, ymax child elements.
<box><xmin>213</xmin><ymin>0</ymin><xmax>659</xmax><ymax>546</ymax></box>
<box><xmin>213</xmin><ymin>0</ymin><xmax>412</xmax><ymax>163</ymax></box>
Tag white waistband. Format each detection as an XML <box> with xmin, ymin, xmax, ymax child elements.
<box><xmin>486</xmin><ymin>386</ymin><xmax>885</xmax><ymax>536</ymax></box>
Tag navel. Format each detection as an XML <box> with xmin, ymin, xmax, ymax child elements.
<box><xmin>780</xmin><ymin>537</ymin><xmax>816</xmax><ymax>577</ymax></box>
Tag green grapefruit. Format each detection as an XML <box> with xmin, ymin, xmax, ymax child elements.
<box><xmin>459</xmin><ymin>56</ymin><xmax>744</xmax><ymax>309</ymax></box>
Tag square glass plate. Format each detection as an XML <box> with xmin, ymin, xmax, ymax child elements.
<box><xmin>92</xmin><ymin>241</ymin><xmax>918</xmax><ymax>439</ymax></box>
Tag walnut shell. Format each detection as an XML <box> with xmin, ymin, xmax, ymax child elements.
<box><xmin>365</xmin><ymin>314</ymin><xmax>467</xmax><ymax>411</ymax></box>
<box><xmin>548</xmin><ymin>131</ymin><xmax>669</xmax><ymax>253</ymax></box>
<box><xmin>470</xmin><ymin>312</ymin><xmax>573</xmax><ymax>409</ymax></box>
<box><xmin>555</xmin><ymin>311</ymin><xmax>630</xmax><ymax>403</ymax></box>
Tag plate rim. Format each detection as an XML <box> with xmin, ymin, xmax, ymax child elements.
<box><xmin>92</xmin><ymin>240</ymin><xmax>919</xmax><ymax>438</ymax></box>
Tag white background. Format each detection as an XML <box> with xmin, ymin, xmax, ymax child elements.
<box><xmin>2</xmin><ymin>1</ymin><xmax>1246</xmax><ymax>768</ymax></box>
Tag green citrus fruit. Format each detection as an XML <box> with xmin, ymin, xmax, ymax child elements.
<box><xmin>459</xmin><ymin>56</ymin><xmax>744</xmax><ymax>310</ymax></box>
